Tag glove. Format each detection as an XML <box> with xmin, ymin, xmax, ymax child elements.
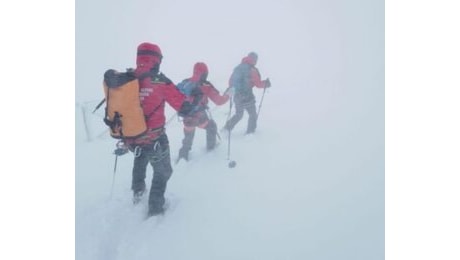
<box><xmin>114</xmin><ymin>147</ymin><xmax>128</xmax><ymax>156</ymax></box>
<box><xmin>114</xmin><ymin>141</ymin><xmax>129</xmax><ymax>156</ymax></box>
<box><xmin>264</xmin><ymin>78</ymin><xmax>271</xmax><ymax>88</ymax></box>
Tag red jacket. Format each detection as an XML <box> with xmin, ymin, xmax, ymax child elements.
<box><xmin>199</xmin><ymin>81</ymin><xmax>229</xmax><ymax>106</ymax></box>
<box><xmin>188</xmin><ymin>62</ymin><xmax>229</xmax><ymax>108</ymax></box>
<box><xmin>135</xmin><ymin>70</ymin><xmax>187</xmax><ymax>129</ymax></box>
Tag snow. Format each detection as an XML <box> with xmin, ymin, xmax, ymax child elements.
<box><xmin>77</xmin><ymin>92</ymin><xmax>384</xmax><ymax>260</ymax></box>
<box><xmin>76</xmin><ymin>0</ymin><xmax>384</xmax><ymax>259</ymax></box>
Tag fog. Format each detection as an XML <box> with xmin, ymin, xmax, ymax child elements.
<box><xmin>76</xmin><ymin>0</ymin><xmax>384</xmax><ymax>259</ymax></box>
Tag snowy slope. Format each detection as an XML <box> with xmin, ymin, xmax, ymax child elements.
<box><xmin>76</xmin><ymin>77</ymin><xmax>383</xmax><ymax>260</ymax></box>
<box><xmin>76</xmin><ymin>0</ymin><xmax>384</xmax><ymax>259</ymax></box>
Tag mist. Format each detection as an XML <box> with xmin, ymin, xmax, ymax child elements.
<box><xmin>76</xmin><ymin>0</ymin><xmax>384</xmax><ymax>259</ymax></box>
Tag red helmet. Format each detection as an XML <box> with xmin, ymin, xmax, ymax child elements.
<box><xmin>136</xmin><ymin>42</ymin><xmax>163</xmax><ymax>72</ymax></box>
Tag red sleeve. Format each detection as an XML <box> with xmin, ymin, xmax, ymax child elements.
<box><xmin>250</xmin><ymin>67</ymin><xmax>266</xmax><ymax>88</ymax></box>
<box><xmin>162</xmin><ymin>82</ymin><xmax>187</xmax><ymax>111</ymax></box>
<box><xmin>202</xmin><ymin>83</ymin><xmax>230</xmax><ymax>105</ymax></box>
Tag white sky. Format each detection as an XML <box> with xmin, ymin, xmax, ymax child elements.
<box><xmin>2</xmin><ymin>1</ymin><xmax>460</xmax><ymax>260</ymax></box>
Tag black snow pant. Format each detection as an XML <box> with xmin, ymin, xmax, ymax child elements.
<box><xmin>131</xmin><ymin>133</ymin><xmax>172</xmax><ymax>215</ymax></box>
<box><xmin>225</xmin><ymin>98</ymin><xmax>258</xmax><ymax>134</ymax></box>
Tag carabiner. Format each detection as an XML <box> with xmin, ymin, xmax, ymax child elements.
<box><xmin>134</xmin><ymin>146</ymin><xmax>142</xmax><ymax>157</ymax></box>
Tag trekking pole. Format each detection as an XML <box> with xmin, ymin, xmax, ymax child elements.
<box><xmin>110</xmin><ymin>154</ymin><xmax>118</xmax><ymax>198</ymax></box>
<box><xmin>226</xmin><ymin>98</ymin><xmax>233</xmax><ymax>160</ymax></box>
<box><xmin>226</xmin><ymin>98</ymin><xmax>236</xmax><ymax>168</ymax></box>
<box><xmin>92</xmin><ymin>98</ymin><xmax>106</xmax><ymax>113</ymax></box>
<box><xmin>227</xmin><ymin>95</ymin><xmax>233</xmax><ymax>121</ymax></box>
<box><xmin>257</xmin><ymin>87</ymin><xmax>267</xmax><ymax>117</ymax></box>
<box><xmin>110</xmin><ymin>141</ymin><xmax>129</xmax><ymax>198</ymax></box>
<box><xmin>165</xmin><ymin>113</ymin><xmax>177</xmax><ymax>126</ymax></box>
<box><xmin>227</xmin><ymin>126</ymin><xmax>232</xmax><ymax>160</ymax></box>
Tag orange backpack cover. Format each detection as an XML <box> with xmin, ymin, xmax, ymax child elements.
<box><xmin>103</xmin><ymin>69</ymin><xmax>147</xmax><ymax>139</ymax></box>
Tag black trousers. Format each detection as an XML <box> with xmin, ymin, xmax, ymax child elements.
<box><xmin>131</xmin><ymin>133</ymin><xmax>172</xmax><ymax>212</ymax></box>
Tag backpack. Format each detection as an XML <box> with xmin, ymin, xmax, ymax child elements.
<box><xmin>102</xmin><ymin>69</ymin><xmax>147</xmax><ymax>139</ymax></box>
<box><xmin>229</xmin><ymin>63</ymin><xmax>252</xmax><ymax>93</ymax></box>
<box><xmin>176</xmin><ymin>79</ymin><xmax>207</xmax><ymax>116</ymax></box>
<box><xmin>177</xmin><ymin>79</ymin><xmax>199</xmax><ymax>96</ymax></box>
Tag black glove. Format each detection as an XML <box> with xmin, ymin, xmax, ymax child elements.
<box><xmin>114</xmin><ymin>147</ymin><xmax>128</xmax><ymax>156</ymax></box>
<box><xmin>264</xmin><ymin>78</ymin><xmax>271</xmax><ymax>88</ymax></box>
<box><xmin>114</xmin><ymin>141</ymin><xmax>128</xmax><ymax>156</ymax></box>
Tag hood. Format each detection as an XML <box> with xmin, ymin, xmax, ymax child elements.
<box><xmin>191</xmin><ymin>62</ymin><xmax>209</xmax><ymax>82</ymax></box>
<box><xmin>242</xmin><ymin>52</ymin><xmax>258</xmax><ymax>66</ymax></box>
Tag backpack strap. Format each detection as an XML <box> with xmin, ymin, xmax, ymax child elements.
<box><xmin>104</xmin><ymin>111</ymin><xmax>124</xmax><ymax>137</ymax></box>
